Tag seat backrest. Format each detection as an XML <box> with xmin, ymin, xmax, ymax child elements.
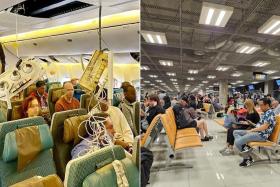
<box><xmin>64</xmin><ymin>146</ymin><xmax>126</xmax><ymax>187</ymax></box>
<box><xmin>0</xmin><ymin>116</ymin><xmax>46</xmax><ymax>158</ymax></box>
<box><xmin>80</xmin><ymin>94</ymin><xmax>98</xmax><ymax>112</ymax></box>
<box><xmin>47</xmin><ymin>82</ymin><xmax>62</xmax><ymax>92</ymax></box>
<box><xmin>141</xmin><ymin>114</ymin><xmax>161</xmax><ymax>147</ymax></box>
<box><xmin>160</xmin><ymin>114</ymin><xmax>176</xmax><ymax>149</ymax></box>
<box><xmin>23</xmin><ymin>83</ymin><xmax>36</xmax><ymax>98</ymax></box>
<box><xmin>166</xmin><ymin>107</ymin><xmax>177</xmax><ymax>128</ymax></box>
<box><xmin>269</xmin><ymin>115</ymin><xmax>280</xmax><ymax>143</ymax></box>
<box><xmin>50</xmin><ymin>109</ymin><xmax>87</xmax><ymax>179</ymax></box>
<box><xmin>10</xmin><ymin>100</ymin><xmax>23</xmax><ymax>121</ymax></box>
<box><xmin>48</xmin><ymin>87</ymin><xmax>65</xmax><ymax>117</ymax></box>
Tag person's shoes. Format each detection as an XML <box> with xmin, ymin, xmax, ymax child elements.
<box><xmin>201</xmin><ymin>136</ymin><xmax>210</xmax><ymax>141</ymax></box>
<box><xmin>239</xmin><ymin>157</ymin><xmax>254</xmax><ymax>167</ymax></box>
<box><xmin>222</xmin><ymin>148</ymin><xmax>234</xmax><ymax>156</ymax></box>
<box><xmin>241</xmin><ymin>145</ymin><xmax>253</xmax><ymax>153</ymax></box>
<box><xmin>219</xmin><ymin>147</ymin><xmax>228</xmax><ymax>153</ymax></box>
<box><xmin>206</xmin><ymin>135</ymin><xmax>214</xmax><ymax>140</ymax></box>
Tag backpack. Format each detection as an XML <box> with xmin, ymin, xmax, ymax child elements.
<box><xmin>141</xmin><ymin>147</ymin><xmax>153</xmax><ymax>187</ymax></box>
<box><xmin>173</xmin><ymin>105</ymin><xmax>197</xmax><ymax>129</ymax></box>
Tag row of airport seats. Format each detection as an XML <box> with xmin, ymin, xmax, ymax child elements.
<box><xmin>141</xmin><ymin>107</ymin><xmax>202</xmax><ymax>169</ymax></box>
<box><xmin>0</xmin><ymin>109</ymin><xmax>140</xmax><ymax>186</ymax></box>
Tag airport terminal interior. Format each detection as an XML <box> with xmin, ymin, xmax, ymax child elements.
<box><xmin>141</xmin><ymin>0</ymin><xmax>280</xmax><ymax>187</ymax></box>
<box><xmin>2</xmin><ymin>0</ymin><xmax>280</xmax><ymax>187</ymax></box>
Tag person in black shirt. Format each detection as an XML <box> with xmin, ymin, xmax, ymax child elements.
<box><xmin>141</xmin><ymin>94</ymin><xmax>165</xmax><ymax>132</ymax></box>
<box><xmin>220</xmin><ymin>99</ymin><xmax>260</xmax><ymax>155</ymax></box>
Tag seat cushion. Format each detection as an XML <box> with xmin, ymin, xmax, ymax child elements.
<box><xmin>82</xmin><ymin>158</ymin><xmax>139</xmax><ymax>187</ymax></box>
<box><xmin>0</xmin><ymin>150</ymin><xmax>56</xmax><ymax>187</ymax></box>
<box><xmin>175</xmin><ymin>136</ymin><xmax>202</xmax><ymax>151</ymax></box>
<box><xmin>176</xmin><ymin>128</ymin><xmax>199</xmax><ymax>139</ymax></box>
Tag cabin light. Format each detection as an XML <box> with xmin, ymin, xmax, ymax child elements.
<box><xmin>258</xmin><ymin>15</ymin><xmax>280</xmax><ymax>35</ymax></box>
<box><xmin>199</xmin><ymin>2</ymin><xmax>234</xmax><ymax>27</ymax></box>
<box><xmin>141</xmin><ymin>31</ymin><xmax>167</xmax><ymax>44</ymax></box>
<box><xmin>141</xmin><ymin>66</ymin><xmax>150</xmax><ymax>70</ymax></box>
<box><xmin>252</xmin><ymin>61</ymin><xmax>270</xmax><ymax>67</ymax></box>
<box><xmin>264</xmin><ymin>70</ymin><xmax>278</xmax><ymax>74</ymax></box>
<box><xmin>188</xmin><ymin>69</ymin><xmax>198</xmax><ymax>74</ymax></box>
<box><xmin>236</xmin><ymin>45</ymin><xmax>260</xmax><ymax>54</ymax></box>
<box><xmin>159</xmin><ymin>60</ymin><xmax>173</xmax><ymax>66</ymax></box>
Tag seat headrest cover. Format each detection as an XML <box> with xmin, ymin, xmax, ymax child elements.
<box><xmin>52</xmin><ymin>89</ymin><xmax>65</xmax><ymax>103</ymax></box>
<box><xmin>2</xmin><ymin>124</ymin><xmax>53</xmax><ymax>162</ymax></box>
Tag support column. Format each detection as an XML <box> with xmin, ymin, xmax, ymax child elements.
<box><xmin>219</xmin><ymin>80</ymin><xmax>228</xmax><ymax>107</ymax></box>
<box><xmin>264</xmin><ymin>80</ymin><xmax>274</xmax><ymax>95</ymax></box>
<box><xmin>108</xmin><ymin>52</ymin><xmax>114</xmax><ymax>105</ymax></box>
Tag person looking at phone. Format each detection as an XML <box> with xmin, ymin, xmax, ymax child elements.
<box><xmin>220</xmin><ymin>99</ymin><xmax>260</xmax><ymax>155</ymax></box>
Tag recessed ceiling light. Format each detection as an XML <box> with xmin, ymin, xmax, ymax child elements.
<box><xmin>159</xmin><ymin>60</ymin><xmax>173</xmax><ymax>66</ymax></box>
<box><xmin>188</xmin><ymin>69</ymin><xmax>198</xmax><ymax>74</ymax></box>
<box><xmin>155</xmin><ymin>80</ymin><xmax>162</xmax><ymax>82</ymax></box>
<box><xmin>252</xmin><ymin>61</ymin><xmax>270</xmax><ymax>67</ymax></box>
<box><xmin>149</xmin><ymin>74</ymin><xmax>158</xmax><ymax>78</ymax></box>
<box><xmin>199</xmin><ymin>2</ymin><xmax>234</xmax><ymax>27</ymax></box>
<box><xmin>141</xmin><ymin>30</ymin><xmax>167</xmax><ymax>44</ymax></box>
<box><xmin>141</xmin><ymin>66</ymin><xmax>150</xmax><ymax>70</ymax></box>
<box><xmin>236</xmin><ymin>44</ymin><xmax>260</xmax><ymax>54</ymax></box>
<box><xmin>170</xmin><ymin>78</ymin><xmax>177</xmax><ymax>82</ymax></box>
<box><xmin>264</xmin><ymin>70</ymin><xmax>278</xmax><ymax>74</ymax></box>
<box><xmin>207</xmin><ymin>75</ymin><xmax>216</xmax><ymax>79</ymax></box>
<box><xmin>166</xmin><ymin>72</ymin><xmax>176</xmax><ymax>76</ymax></box>
<box><xmin>231</xmin><ymin>72</ymin><xmax>242</xmax><ymax>77</ymax></box>
<box><xmin>258</xmin><ymin>15</ymin><xmax>280</xmax><ymax>35</ymax></box>
<box><xmin>216</xmin><ymin>66</ymin><xmax>230</xmax><ymax>71</ymax></box>
<box><xmin>187</xmin><ymin>77</ymin><xmax>195</xmax><ymax>80</ymax></box>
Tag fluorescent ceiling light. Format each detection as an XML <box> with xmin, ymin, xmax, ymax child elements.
<box><xmin>202</xmin><ymin>81</ymin><xmax>209</xmax><ymax>83</ymax></box>
<box><xmin>141</xmin><ymin>66</ymin><xmax>150</xmax><ymax>70</ymax></box>
<box><xmin>187</xmin><ymin>77</ymin><xmax>194</xmax><ymax>80</ymax></box>
<box><xmin>160</xmin><ymin>83</ymin><xmax>166</xmax><ymax>85</ymax></box>
<box><xmin>170</xmin><ymin>79</ymin><xmax>177</xmax><ymax>82</ymax></box>
<box><xmin>251</xmin><ymin>81</ymin><xmax>258</xmax><ymax>84</ymax></box>
<box><xmin>155</xmin><ymin>80</ymin><xmax>162</xmax><ymax>82</ymax></box>
<box><xmin>231</xmin><ymin>82</ymin><xmax>237</xmax><ymax>85</ymax></box>
<box><xmin>239</xmin><ymin>84</ymin><xmax>245</xmax><ymax>86</ymax></box>
<box><xmin>213</xmin><ymin>83</ymin><xmax>219</xmax><ymax>86</ymax></box>
<box><xmin>185</xmin><ymin>84</ymin><xmax>190</xmax><ymax>86</ymax></box>
<box><xmin>264</xmin><ymin>70</ymin><xmax>278</xmax><ymax>74</ymax></box>
<box><xmin>149</xmin><ymin>75</ymin><xmax>158</xmax><ymax>78</ymax></box>
<box><xmin>252</xmin><ymin>61</ymin><xmax>270</xmax><ymax>67</ymax></box>
<box><xmin>231</xmin><ymin>72</ymin><xmax>242</xmax><ymax>77</ymax></box>
<box><xmin>150</xmin><ymin>83</ymin><xmax>155</xmax><ymax>86</ymax></box>
<box><xmin>166</xmin><ymin>72</ymin><xmax>176</xmax><ymax>76</ymax></box>
<box><xmin>271</xmin><ymin>76</ymin><xmax>280</xmax><ymax>79</ymax></box>
<box><xmin>236</xmin><ymin>45</ymin><xmax>260</xmax><ymax>54</ymax></box>
<box><xmin>159</xmin><ymin>60</ymin><xmax>173</xmax><ymax>66</ymax></box>
<box><xmin>144</xmin><ymin>80</ymin><xmax>150</xmax><ymax>83</ymax></box>
<box><xmin>188</xmin><ymin>69</ymin><xmax>198</xmax><ymax>74</ymax></box>
<box><xmin>173</xmin><ymin>82</ymin><xmax>178</xmax><ymax>85</ymax></box>
<box><xmin>216</xmin><ymin>66</ymin><xmax>230</xmax><ymax>71</ymax></box>
<box><xmin>141</xmin><ymin>30</ymin><xmax>167</xmax><ymax>44</ymax></box>
<box><xmin>207</xmin><ymin>75</ymin><xmax>216</xmax><ymax>79</ymax></box>
<box><xmin>258</xmin><ymin>16</ymin><xmax>280</xmax><ymax>35</ymax></box>
<box><xmin>236</xmin><ymin>80</ymin><xmax>243</xmax><ymax>83</ymax></box>
<box><xmin>199</xmin><ymin>2</ymin><xmax>234</xmax><ymax>27</ymax></box>
<box><xmin>199</xmin><ymin>84</ymin><xmax>204</xmax><ymax>86</ymax></box>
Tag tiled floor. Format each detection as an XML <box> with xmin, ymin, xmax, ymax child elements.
<box><xmin>147</xmin><ymin>119</ymin><xmax>280</xmax><ymax>187</ymax></box>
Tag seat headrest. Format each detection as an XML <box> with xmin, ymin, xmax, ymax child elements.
<box><xmin>51</xmin><ymin>89</ymin><xmax>65</xmax><ymax>103</ymax></box>
<box><xmin>63</xmin><ymin>114</ymin><xmax>90</xmax><ymax>145</ymax></box>
<box><xmin>2</xmin><ymin>124</ymin><xmax>53</xmax><ymax>162</ymax></box>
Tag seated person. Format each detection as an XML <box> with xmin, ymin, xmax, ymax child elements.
<box><xmin>173</xmin><ymin>96</ymin><xmax>213</xmax><ymax>141</ymax></box>
<box><xmin>220</xmin><ymin>99</ymin><xmax>260</xmax><ymax>155</ymax></box>
<box><xmin>71</xmin><ymin>113</ymin><xmax>133</xmax><ymax>159</ymax></box>
<box><xmin>55</xmin><ymin>82</ymin><xmax>80</xmax><ymax>112</ymax></box>
<box><xmin>90</xmin><ymin>100</ymin><xmax>134</xmax><ymax>147</ymax></box>
<box><xmin>141</xmin><ymin>94</ymin><xmax>165</xmax><ymax>133</ymax></box>
<box><xmin>29</xmin><ymin>80</ymin><xmax>48</xmax><ymax>111</ymax></box>
<box><xmin>22</xmin><ymin>96</ymin><xmax>40</xmax><ymax>118</ymax></box>
<box><xmin>233</xmin><ymin>98</ymin><xmax>276</xmax><ymax>167</ymax></box>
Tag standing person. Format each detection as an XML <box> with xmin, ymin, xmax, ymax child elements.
<box><xmin>233</xmin><ymin>98</ymin><xmax>275</xmax><ymax>167</ymax></box>
<box><xmin>55</xmin><ymin>82</ymin><xmax>80</xmax><ymax>112</ymax></box>
<box><xmin>119</xmin><ymin>85</ymin><xmax>138</xmax><ymax>135</ymax></box>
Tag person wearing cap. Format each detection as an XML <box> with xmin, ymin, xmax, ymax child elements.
<box><xmin>173</xmin><ymin>96</ymin><xmax>213</xmax><ymax>141</ymax></box>
<box><xmin>29</xmin><ymin>80</ymin><xmax>48</xmax><ymax>109</ymax></box>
